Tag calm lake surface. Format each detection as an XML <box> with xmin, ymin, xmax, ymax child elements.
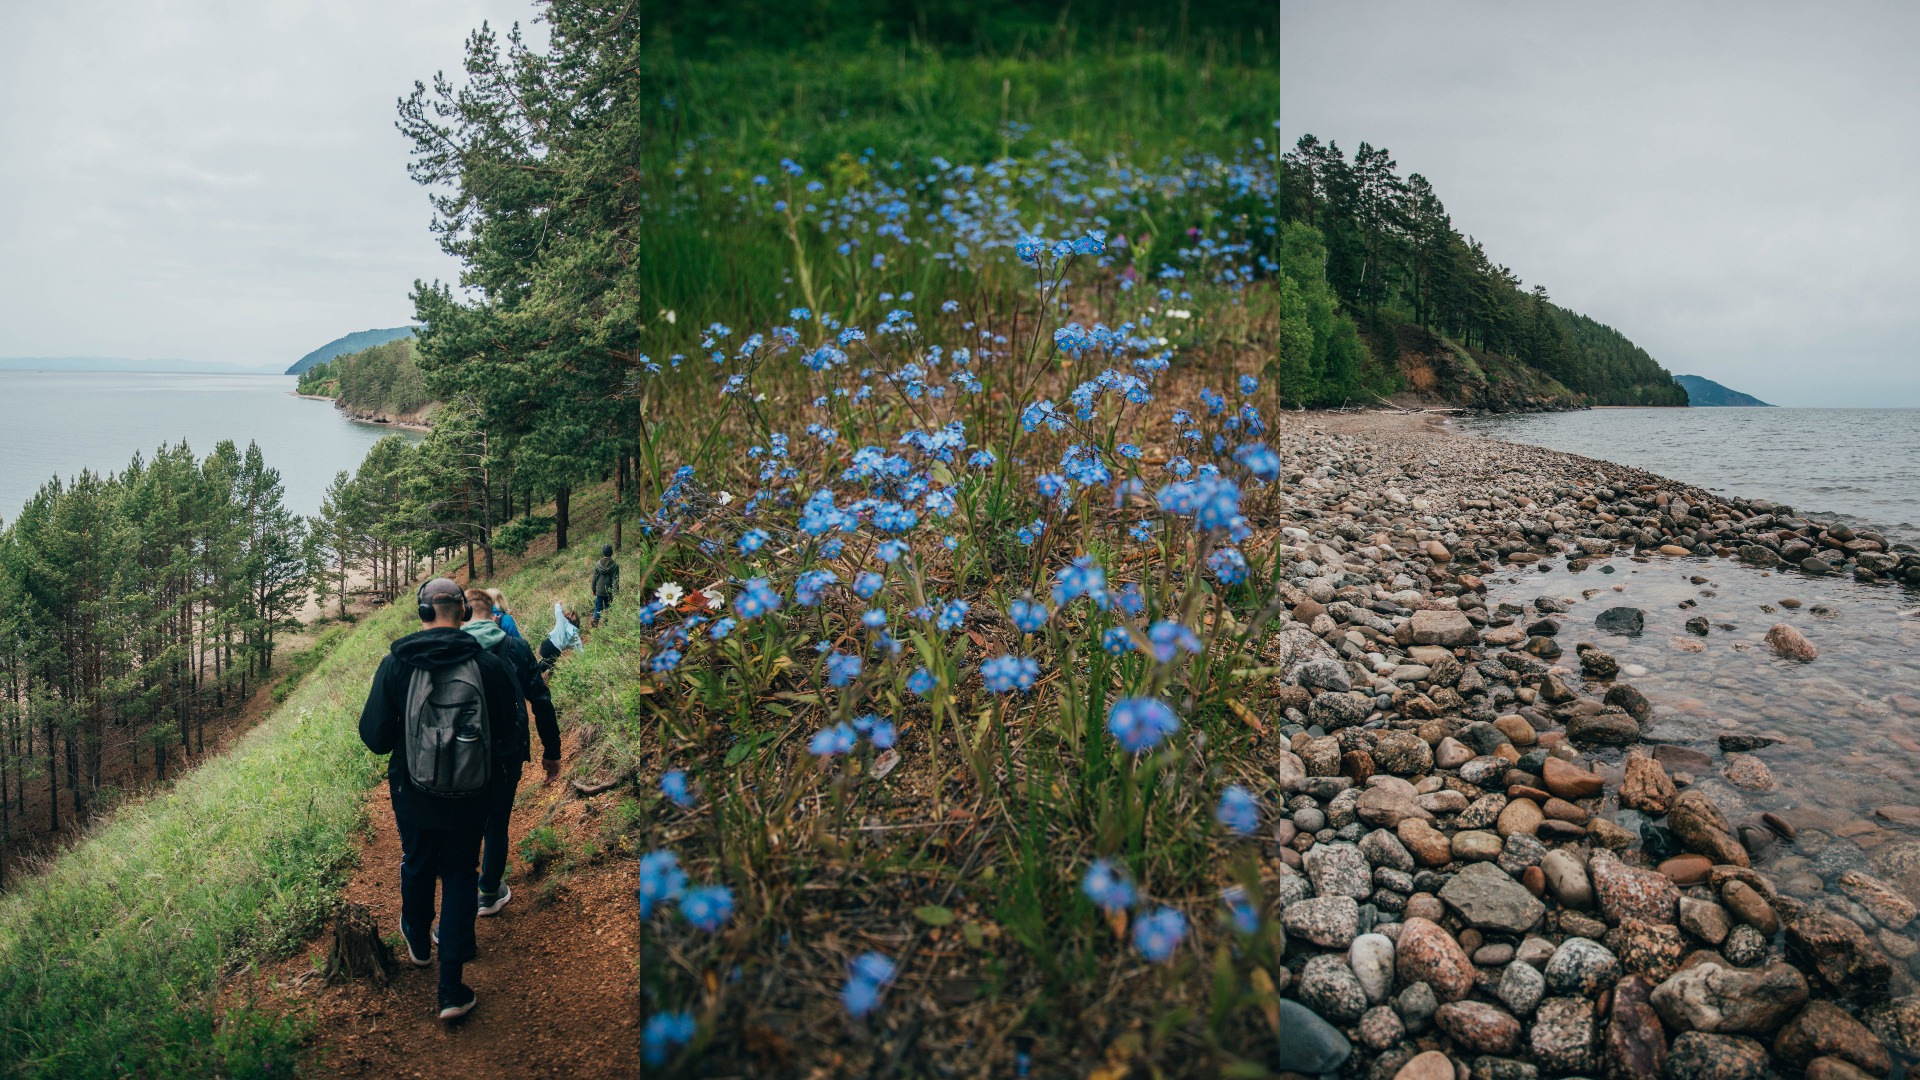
<box><xmin>0</xmin><ymin>371</ymin><xmax>413</xmax><ymax>519</ymax></box>
<box><xmin>1484</xmin><ymin>551</ymin><xmax>1920</xmax><ymax>900</ymax></box>
<box><xmin>1458</xmin><ymin>408</ymin><xmax>1920</xmax><ymax>541</ymax></box>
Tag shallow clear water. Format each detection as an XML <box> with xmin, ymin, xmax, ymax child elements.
<box><xmin>1485</xmin><ymin>551</ymin><xmax>1920</xmax><ymax>878</ymax></box>
<box><xmin>0</xmin><ymin>370</ymin><xmax>413</xmax><ymax>519</ymax></box>
<box><xmin>1459</xmin><ymin>408</ymin><xmax>1920</xmax><ymax>542</ymax></box>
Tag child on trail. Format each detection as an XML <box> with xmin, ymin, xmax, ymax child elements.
<box><xmin>590</xmin><ymin>544</ymin><xmax>620</xmax><ymax>626</ymax></box>
<box><xmin>461</xmin><ymin>589</ymin><xmax>561</xmax><ymax>916</ymax></box>
<box><xmin>357</xmin><ymin>577</ymin><xmax>519</xmax><ymax>1021</ymax></box>
<box><xmin>538</xmin><ymin>601</ymin><xmax>582</xmax><ymax>674</ymax></box>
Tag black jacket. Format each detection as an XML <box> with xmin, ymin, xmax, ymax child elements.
<box><xmin>461</xmin><ymin>618</ymin><xmax>561</xmax><ymax>764</ymax></box>
<box><xmin>359</xmin><ymin>626</ymin><xmax>521</xmax><ymax>829</ymax></box>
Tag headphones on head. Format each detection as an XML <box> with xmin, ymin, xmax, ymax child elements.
<box><xmin>417</xmin><ymin>580</ymin><xmax>474</xmax><ymax>623</ymax></box>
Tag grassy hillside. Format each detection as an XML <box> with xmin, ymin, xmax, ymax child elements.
<box><xmin>0</xmin><ymin>614</ymin><xmax>391</xmax><ymax>1076</ymax></box>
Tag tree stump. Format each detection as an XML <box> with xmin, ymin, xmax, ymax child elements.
<box><xmin>323</xmin><ymin>902</ymin><xmax>397</xmax><ymax>986</ymax></box>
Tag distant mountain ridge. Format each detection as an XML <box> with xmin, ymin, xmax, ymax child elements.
<box><xmin>0</xmin><ymin>356</ymin><xmax>278</xmax><ymax>375</ymax></box>
<box><xmin>1675</xmin><ymin>374</ymin><xmax>1772</xmax><ymax>407</ymax></box>
<box><xmin>285</xmin><ymin>327</ymin><xmax>416</xmax><ymax>376</ymax></box>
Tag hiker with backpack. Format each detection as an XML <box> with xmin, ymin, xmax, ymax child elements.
<box><xmin>462</xmin><ymin>588</ymin><xmax>561</xmax><ymax>914</ymax></box>
<box><xmin>357</xmin><ymin>577</ymin><xmax>520</xmax><ymax>1021</ymax></box>
<box><xmin>590</xmin><ymin>544</ymin><xmax>619</xmax><ymax>625</ymax></box>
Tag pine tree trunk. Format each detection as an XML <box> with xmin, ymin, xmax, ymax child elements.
<box><xmin>555</xmin><ymin>485</ymin><xmax>571</xmax><ymax>551</ymax></box>
<box><xmin>45</xmin><ymin>719</ymin><xmax>57</xmax><ymax>832</ymax></box>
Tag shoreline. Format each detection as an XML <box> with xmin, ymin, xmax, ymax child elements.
<box><xmin>287</xmin><ymin>390</ymin><xmax>432</xmax><ymax>433</ymax></box>
<box><xmin>1255</xmin><ymin>408</ymin><xmax>1920</xmax><ymax>1078</ymax></box>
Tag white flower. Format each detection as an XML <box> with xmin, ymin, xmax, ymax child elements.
<box><xmin>1166</xmin><ymin>309</ymin><xmax>1192</xmax><ymax>319</ymax></box>
<box><xmin>716</xmin><ymin>490</ymin><xmax>734</xmax><ymax>506</ymax></box>
<box><xmin>655</xmin><ymin>582</ymin><xmax>685</xmax><ymax>607</ymax></box>
<box><xmin>658</xmin><ymin>308</ymin><xmax>677</xmax><ymax>325</ymax></box>
<box><xmin>701</xmin><ymin>585</ymin><xmax>724</xmax><ymax>610</ymax></box>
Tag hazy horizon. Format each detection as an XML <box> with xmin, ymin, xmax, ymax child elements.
<box><xmin>0</xmin><ymin>1</ymin><xmax>535</xmax><ymax>373</ymax></box>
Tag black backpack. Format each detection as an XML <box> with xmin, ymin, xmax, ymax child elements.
<box><xmin>402</xmin><ymin>659</ymin><xmax>491</xmax><ymax>797</ymax></box>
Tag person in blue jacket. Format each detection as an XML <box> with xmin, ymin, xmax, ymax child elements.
<box><xmin>484</xmin><ymin>588</ymin><xmax>523</xmax><ymax>640</ymax></box>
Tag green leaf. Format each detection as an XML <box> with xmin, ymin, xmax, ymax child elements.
<box><xmin>914</xmin><ymin>905</ymin><xmax>956</xmax><ymax>927</ymax></box>
<box><xmin>724</xmin><ymin>730</ymin><xmax>778</xmax><ymax>767</ymax></box>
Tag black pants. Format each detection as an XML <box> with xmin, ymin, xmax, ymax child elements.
<box><xmin>396</xmin><ymin>810</ymin><xmax>484</xmax><ymax>995</ymax></box>
<box><xmin>479</xmin><ymin>762</ymin><xmax>523</xmax><ymax>895</ymax></box>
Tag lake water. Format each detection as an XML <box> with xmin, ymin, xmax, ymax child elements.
<box><xmin>1457</xmin><ymin>408</ymin><xmax>1920</xmax><ymax>542</ymax></box>
<box><xmin>1484</xmin><ymin>551</ymin><xmax>1920</xmax><ymax>908</ymax></box>
<box><xmin>0</xmin><ymin>371</ymin><xmax>413</xmax><ymax>520</ymax></box>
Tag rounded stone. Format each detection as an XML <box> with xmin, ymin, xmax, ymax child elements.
<box><xmin>1774</xmin><ymin>1000</ymin><xmax>1892</xmax><ymax>1076</ymax></box>
<box><xmin>1649</xmin><ymin>960</ymin><xmax>1809</xmax><ymax>1034</ymax></box>
<box><xmin>1530</xmin><ymin>996</ymin><xmax>1598</xmax><ymax>1074</ymax></box>
<box><xmin>1297</xmin><ymin>954</ymin><xmax>1369</xmax><ymax>1023</ymax></box>
<box><xmin>1497</xmin><ymin>959</ymin><xmax>1545</xmax><ymax>1016</ymax></box>
<box><xmin>1396</xmin><ymin>916</ymin><xmax>1475</xmax><ymax>1001</ymax></box>
<box><xmin>1590</xmin><ymin>852</ymin><xmax>1680</xmax><ymax>925</ymax></box>
<box><xmin>1658</xmin><ymin>854</ymin><xmax>1714</xmax><ymax>886</ymax></box>
<box><xmin>1357</xmin><ymin>1004</ymin><xmax>1407</xmax><ymax>1052</ymax></box>
<box><xmin>1275</xmin><ymin>998</ymin><xmax>1353</xmax><ymax>1075</ymax></box>
<box><xmin>1450</xmin><ymin>830</ymin><xmax>1504</xmax><ymax>863</ymax></box>
<box><xmin>1497</xmin><ymin>798</ymin><xmax>1544</xmax><ymax>838</ymax></box>
<box><xmin>1435</xmin><ymin>1000</ymin><xmax>1521</xmax><ymax>1055</ymax></box>
<box><xmin>1392</xmin><ymin>1050</ymin><xmax>1457</xmax><ymax>1080</ymax></box>
<box><xmin>1540</xmin><ymin>849</ymin><xmax>1594</xmax><ymax>909</ymax></box>
<box><xmin>1666</xmin><ymin>1033</ymin><xmax>1770</xmax><ymax>1080</ymax></box>
<box><xmin>1350</xmin><ymin>933</ymin><xmax>1397</xmax><ymax>1004</ymax></box>
<box><xmin>1282</xmin><ymin>894</ymin><xmax>1362</xmax><ymax>948</ymax></box>
<box><xmin>1545</xmin><ymin>937</ymin><xmax>1620</xmax><ymax>996</ymax></box>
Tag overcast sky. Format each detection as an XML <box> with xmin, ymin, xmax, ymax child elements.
<box><xmin>4</xmin><ymin>4</ymin><xmax>1914</xmax><ymax>403</ymax></box>
<box><xmin>1283</xmin><ymin>1</ymin><xmax>1920</xmax><ymax>407</ymax></box>
<box><xmin>0</xmin><ymin>0</ymin><xmax>536</xmax><ymax>370</ymax></box>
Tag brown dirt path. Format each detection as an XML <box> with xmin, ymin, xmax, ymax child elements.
<box><xmin>274</xmin><ymin>731</ymin><xmax>640</xmax><ymax>1079</ymax></box>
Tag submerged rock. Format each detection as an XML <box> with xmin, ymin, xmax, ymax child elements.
<box><xmin>1596</xmin><ymin>607</ymin><xmax>1646</xmax><ymax>636</ymax></box>
<box><xmin>1765</xmin><ymin>622</ymin><xmax>1819</xmax><ymax>661</ymax></box>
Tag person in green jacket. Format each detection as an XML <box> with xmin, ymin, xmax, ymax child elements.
<box><xmin>460</xmin><ymin>589</ymin><xmax>561</xmax><ymax>917</ymax></box>
<box><xmin>589</xmin><ymin>544</ymin><xmax>619</xmax><ymax>626</ymax></box>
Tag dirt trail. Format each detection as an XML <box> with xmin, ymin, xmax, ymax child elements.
<box><xmin>284</xmin><ymin>731</ymin><xmax>640</xmax><ymax>1079</ymax></box>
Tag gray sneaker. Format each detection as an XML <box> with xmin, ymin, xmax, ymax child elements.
<box><xmin>478</xmin><ymin>883</ymin><xmax>512</xmax><ymax>916</ymax></box>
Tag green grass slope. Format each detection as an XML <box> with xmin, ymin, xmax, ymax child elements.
<box><xmin>0</xmin><ymin>619</ymin><xmax>396</xmax><ymax>1077</ymax></box>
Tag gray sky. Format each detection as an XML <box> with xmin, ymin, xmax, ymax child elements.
<box><xmin>0</xmin><ymin>0</ymin><xmax>536</xmax><ymax>370</ymax></box>
<box><xmin>1283</xmin><ymin>1</ymin><xmax>1920</xmax><ymax>407</ymax></box>
<box><xmin>4</xmin><ymin>3</ymin><xmax>1912</xmax><ymax>404</ymax></box>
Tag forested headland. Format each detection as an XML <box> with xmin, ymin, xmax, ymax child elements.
<box><xmin>295</xmin><ymin>337</ymin><xmax>434</xmax><ymax>424</ymax></box>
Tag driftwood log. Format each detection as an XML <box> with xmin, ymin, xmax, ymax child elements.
<box><xmin>323</xmin><ymin>902</ymin><xmax>396</xmax><ymax>986</ymax></box>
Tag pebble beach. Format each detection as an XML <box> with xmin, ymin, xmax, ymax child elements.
<box><xmin>1248</xmin><ymin>411</ymin><xmax>1920</xmax><ymax>1080</ymax></box>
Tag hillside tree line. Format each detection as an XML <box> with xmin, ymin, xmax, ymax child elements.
<box><xmin>0</xmin><ymin>442</ymin><xmax>306</xmax><ymax>870</ymax></box>
<box><xmin>1280</xmin><ymin>135</ymin><xmax>1687</xmax><ymax>405</ymax></box>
